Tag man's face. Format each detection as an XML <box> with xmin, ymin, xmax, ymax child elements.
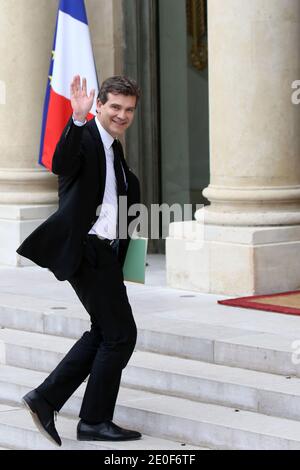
<box><xmin>96</xmin><ymin>92</ymin><xmax>136</xmax><ymax>137</ymax></box>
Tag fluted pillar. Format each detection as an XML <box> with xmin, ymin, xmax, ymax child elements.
<box><xmin>0</xmin><ymin>0</ymin><xmax>58</xmax><ymax>266</ymax></box>
<box><xmin>167</xmin><ymin>0</ymin><xmax>300</xmax><ymax>295</ymax></box>
<box><xmin>203</xmin><ymin>0</ymin><xmax>300</xmax><ymax>226</ymax></box>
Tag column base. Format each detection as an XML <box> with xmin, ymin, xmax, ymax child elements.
<box><xmin>166</xmin><ymin>220</ymin><xmax>300</xmax><ymax>295</ymax></box>
<box><xmin>0</xmin><ymin>204</ymin><xmax>57</xmax><ymax>266</ymax></box>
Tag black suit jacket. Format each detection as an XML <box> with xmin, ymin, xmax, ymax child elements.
<box><xmin>16</xmin><ymin>117</ymin><xmax>141</xmax><ymax>281</ymax></box>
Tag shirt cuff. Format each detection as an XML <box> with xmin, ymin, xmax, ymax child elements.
<box><xmin>72</xmin><ymin>116</ymin><xmax>87</xmax><ymax>127</ymax></box>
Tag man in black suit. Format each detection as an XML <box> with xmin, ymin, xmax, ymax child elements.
<box><xmin>17</xmin><ymin>75</ymin><xmax>142</xmax><ymax>446</ymax></box>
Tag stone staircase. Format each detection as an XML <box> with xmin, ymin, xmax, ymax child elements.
<box><xmin>1</xmin><ymin>265</ymin><xmax>300</xmax><ymax>449</ymax></box>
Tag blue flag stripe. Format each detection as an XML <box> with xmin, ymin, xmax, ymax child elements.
<box><xmin>38</xmin><ymin>9</ymin><xmax>59</xmax><ymax>165</ymax></box>
<box><xmin>59</xmin><ymin>0</ymin><xmax>88</xmax><ymax>24</ymax></box>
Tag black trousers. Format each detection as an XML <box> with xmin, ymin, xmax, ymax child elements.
<box><xmin>36</xmin><ymin>235</ymin><xmax>137</xmax><ymax>422</ymax></box>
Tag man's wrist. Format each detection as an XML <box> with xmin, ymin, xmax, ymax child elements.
<box><xmin>72</xmin><ymin>113</ymin><xmax>87</xmax><ymax>123</ymax></box>
<box><xmin>72</xmin><ymin>114</ymin><xmax>87</xmax><ymax>126</ymax></box>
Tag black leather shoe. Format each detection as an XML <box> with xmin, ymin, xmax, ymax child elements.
<box><xmin>77</xmin><ymin>420</ymin><xmax>142</xmax><ymax>441</ymax></box>
<box><xmin>22</xmin><ymin>390</ymin><xmax>61</xmax><ymax>447</ymax></box>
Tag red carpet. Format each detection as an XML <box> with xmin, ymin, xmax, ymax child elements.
<box><xmin>218</xmin><ymin>290</ymin><xmax>300</xmax><ymax>316</ymax></box>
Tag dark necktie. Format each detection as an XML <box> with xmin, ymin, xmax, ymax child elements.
<box><xmin>112</xmin><ymin>139</ymin><xmax>127</xmax><ymax>197</ymax></box>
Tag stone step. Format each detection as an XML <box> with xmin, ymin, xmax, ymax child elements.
<box><xmin>1</xmin><ymin>371</ymin><xmax>300</xmax><ymax>450</ymax></box>
<box><xmin>1</xmin><ymin>293</ymin><xmax>300</xmax><ymax>378</ymax></box>
<box><xmin>2</xmin><ymin>329</ymin><xmax>300</xmax><ymax>424</ymax></box>
<box><xmin>0</xmin><ymin>405</ymin><xmax>203</xmax><ymax>450</ymax></box>
<box><xmin>123</xmin><ymin>354</ymin><xmax>300</xmax><ymax>422</ymax></box>
<box><xmin>1</xmin><ymin>328</ymin><xmax>300</xmax><ymax>421</ymax></box>
<box><xmin>0</xmin><ymin>293</ymin><xmax>87</xmax><ymax>339</ymax></box>
<box><xmin>0</xmin><ymin>320</ymin><xmax>299</xmax><ymax>379</ymax></box>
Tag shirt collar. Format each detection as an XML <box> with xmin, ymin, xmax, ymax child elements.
<box><xmin>94</xmin><ymin>116</ymin><xmax>114</xmax><ymax>150</ymax></box>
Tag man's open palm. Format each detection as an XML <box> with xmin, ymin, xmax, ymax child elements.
<box><xmin>70</xmin><ymin>75</ymin><xmax>95</xmax><ymax>121</ymax></box>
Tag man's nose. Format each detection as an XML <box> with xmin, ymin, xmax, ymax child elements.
<box><xmin>117</xmin><ymin>110</ymin><xmax>126</xmax><ymax>120</ymax></box>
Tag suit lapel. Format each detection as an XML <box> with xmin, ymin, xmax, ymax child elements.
<box><xmin>117</xmin><ymin>140</ymin><xmax>130</xmax><ymax>182</ymax></box>
<box><xmin>86</xmin><ymin>118</ymin><xmax>133</xmax><ymax>203</ymax></box>
<box><xmin>86</xmin><ymin>118</ymin><xmax>106</xmax><ymax>203</ymax></box>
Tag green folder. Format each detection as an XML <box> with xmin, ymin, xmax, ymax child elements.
<box><xmin>123</xmin><ymin>237</ymin><xmax>148</xmax><ymax>284</ymax></box>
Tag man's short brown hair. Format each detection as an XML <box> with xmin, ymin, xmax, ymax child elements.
<box><xmin>97</xmin><ymin>76</ymin><xmax>141</xmax><ymax>107</ymax></box>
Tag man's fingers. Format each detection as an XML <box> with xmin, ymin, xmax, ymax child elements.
<box><xmin>74</xmin><ymin>75</ymin><xmax>80</xmax><ymax>91</ymax></box>
<box><xmin>71</xmin><ymin>75</ymin><xmax>79</xmax><ymax>93</ymax></box>
<box><xmin>82</xmin><ymin>77</ymin><xmax>87</xmax><ymax>95</ymax></box>
<box><xmin>70</xmin><ymin>76</ymin><xmax>95</xmax><ymax>114</ymax></box>
<box><xmin>70</xmin><ymin>76</ymin><xmax>77</xmax><ymax>94</ymax></box>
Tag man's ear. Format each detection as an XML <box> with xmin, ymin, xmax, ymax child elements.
<box><xmin>96</xmin><ymin>99</ymin><xmax>102</xmax><ymax>113</ymax></box>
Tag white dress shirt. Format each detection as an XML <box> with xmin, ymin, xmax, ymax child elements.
<box><xmin>90</xmin><ymin>118</ymin><xmax>120</xmax><ymax>239</ymax></box>
<box><xmin>73</xmin><ymin>116</ymin><xmax>119</xmax><ymax>239</ymax></box>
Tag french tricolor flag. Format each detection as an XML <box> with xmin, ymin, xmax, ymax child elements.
<box><xmin>39</xmin><ymin>0</ymin><xmax>99</xmax><ymax>170</ymax></box>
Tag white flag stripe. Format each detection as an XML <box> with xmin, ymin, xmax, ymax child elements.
<box><xmin>52</xmin><ymin>11</ymin><xmax>98</xmax><ymax>115</ymax></box>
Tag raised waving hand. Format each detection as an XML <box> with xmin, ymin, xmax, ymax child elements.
<box><xmin>70</xmin><ymin>75</ymin><xmax>95</xmax><ymax>123</ymax></box>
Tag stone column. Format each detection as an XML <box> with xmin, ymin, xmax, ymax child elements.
<box><xmin>167</xmin><ymin>0</ymin><xmax>300</xmax><ymax>295</ymax></box>
<box><xmin>87</xmin><ymin>0</ymin><xmax>124</xmax><ymax>80</ymax></box>
<box><xmin>0</xmin><ymin>0</ymin><xmax>58</xmax><ymax>266</ymax></box>
<box><xmin>0</xmin><ymin>0</ymin><xmax>124</xmax><ymax>267</ymax></box>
